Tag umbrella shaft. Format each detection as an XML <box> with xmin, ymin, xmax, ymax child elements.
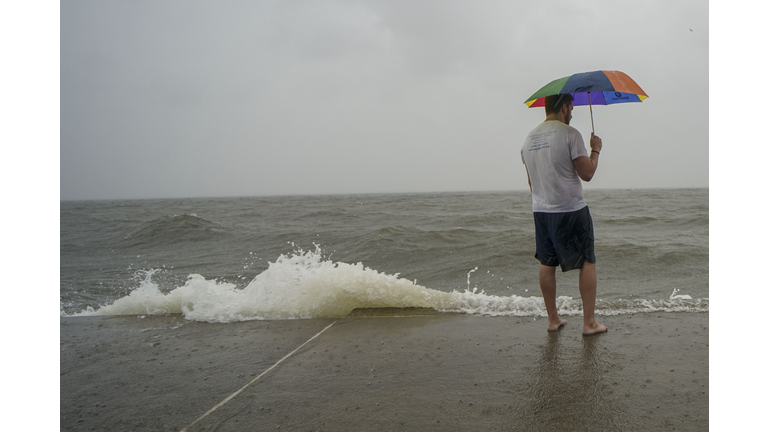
<box><xmin>588</xmin><ymin>92</ymin><xmax>595</xmax><ymax>134</ymax></box>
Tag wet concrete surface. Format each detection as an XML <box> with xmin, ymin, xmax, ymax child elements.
<box><xmin>61</xmin><ymin>311</ymin><xmax>708</xmax><ymax>431</ymax></box>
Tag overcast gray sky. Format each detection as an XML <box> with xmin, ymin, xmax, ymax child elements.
<box><xmin>60</xmin><ymin>0</ymin><xmax>708</xmax><ymax>200</ymax></box>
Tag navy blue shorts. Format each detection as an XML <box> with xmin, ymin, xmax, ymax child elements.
<box><xmin>533</xmin><ymin>206</ymin><xmax>596</xmax><ymax>272</ymax></box>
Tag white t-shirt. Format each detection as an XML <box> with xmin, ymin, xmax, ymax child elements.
<box><xmin>520</xmin><ymin>120</ymin><xmax>589</xmax><ymax>213</ymax></box>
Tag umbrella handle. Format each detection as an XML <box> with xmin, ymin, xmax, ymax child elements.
<box><xmin>588</xmin><ymin>91</ymin><xmax>595</xmax><ymax>135</ymax></box>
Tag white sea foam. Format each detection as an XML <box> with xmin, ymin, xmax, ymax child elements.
<box><xmin>74</xmin><ymin>248</ymin><xmax>707</xmax><ymax>323</ymax></box>
<box><xmin>670</xmin><ymin>288</ymin><xmax>693</xmax><ymax>300</ymax></box>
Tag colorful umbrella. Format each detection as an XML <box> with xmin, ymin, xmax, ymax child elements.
<box><xmin>524</xmin><ymin>70</ymin><xmax>647</xmax><ymax>133</ymax></box>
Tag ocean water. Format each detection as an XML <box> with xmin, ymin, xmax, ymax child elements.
<box><xmin>60</xmin><ymin>189</ymin><xmax>708</xmax><ymax>322</ymax></box>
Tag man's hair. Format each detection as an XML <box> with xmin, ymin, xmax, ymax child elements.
<box><xmin>544</xmin><ymin>93</ymin><xmax>574</xmax><ymax>115</ymax></box>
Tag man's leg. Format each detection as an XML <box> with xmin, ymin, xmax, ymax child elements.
<box><xmin>539</xmin><ymin>264</ymin><xmax>566</xmax><ymax>331</ymax></box>
<box><xmin>579</xmin><ymin>262</ymin><xmax>608</xmax><ymax>335</ymax></box>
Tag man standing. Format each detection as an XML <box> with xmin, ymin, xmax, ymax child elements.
<box><xmin>520</xmin><ymin>93</ymin><xmax>608</xmax><ymax>335</ymax></box>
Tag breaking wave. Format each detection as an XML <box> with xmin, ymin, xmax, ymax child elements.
<box><xmin>72</xmin><ymin>247</ymin><xmax>708</xmax><ymax>323</ymax></box>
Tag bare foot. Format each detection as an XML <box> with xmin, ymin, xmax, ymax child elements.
<box><xmin>582</xmin><ymin>322</ymin><xmax>608</xmax><ymax>336</ymax></box>
<box><xmin>547</xmin><ymin>318</ymin><xmax>567</xmax><ymax>331</ymax></box>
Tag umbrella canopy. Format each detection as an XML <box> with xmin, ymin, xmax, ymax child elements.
<box><xmin>524</xmin><ymin>70</ymin><xmax>647</xmax><ymax>132</ymax></box>
<box><xmin>525</xmin><ymin>70</ymin><xmax>647</xmax><ymax>107</ymax></box>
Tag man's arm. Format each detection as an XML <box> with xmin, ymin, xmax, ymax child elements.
<box><xmin>574</xmin><ymin>133</ymin><xmax>602</xmax><ymax>182</ymax></box>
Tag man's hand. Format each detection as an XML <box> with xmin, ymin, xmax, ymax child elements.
<box><xmin>590</xmin><ymin>133</ymin><xmax>602</xmax><ymax>153</ymax></box>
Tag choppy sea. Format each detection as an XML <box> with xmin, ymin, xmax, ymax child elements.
<box><xmin>60</xmin><ymin>189</ymin><xmax>708</xmax><ymax>323</ymax></box>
